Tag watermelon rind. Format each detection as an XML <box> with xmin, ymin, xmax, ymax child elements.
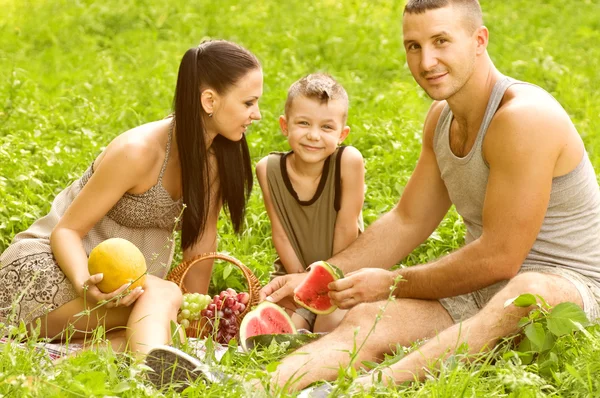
<box><xmin>244</xmin><ymin>332</ymin><xmax>323</xmax><ymax>352</ymax></box>
<box><xmin>327</xmin><ymin>262</ymin><xmax>344</xmax><ymax>280</ymax></box>
<box><xmin>293</xmin><ymin>261</ymin><xmax>342</xmax><ymax>315</ymax></box>
<box><xmin>239</xmin><ymin>301</ymin><xmax>296</xmax><ymax>351</ymax></box>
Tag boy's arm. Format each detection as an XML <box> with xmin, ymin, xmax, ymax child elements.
<box><xmin>256</xmin><ymin>157</ymin><xmax>305</xmax><ymax>275</ymax></box>
<box><xmin>332</xmin><ymin>146</ymin><xmax>365</xmax><ymax>255</ymax></box>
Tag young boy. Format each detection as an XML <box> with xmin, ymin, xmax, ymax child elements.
<box><xmin>256</xmin><ymin>73</ymin><xmax>365</xmax><ymax>332</ymax></box>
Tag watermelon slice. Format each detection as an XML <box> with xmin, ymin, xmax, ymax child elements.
<box><xmin>239</xmin><ymin>301</ymin><xmax>296</xmax><ymax>351</ymax></box>
<box><xmin>293</xmin><ymin>261</ymin><xmax>344</xmax><ymax>315</ymax></box>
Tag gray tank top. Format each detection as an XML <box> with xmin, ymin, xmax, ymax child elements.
<box><xmin>433</xmin><ymin>76</ymin><xmax>600</xmax><ymax>283</ymax></box>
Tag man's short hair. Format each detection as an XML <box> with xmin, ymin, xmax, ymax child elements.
<box><xmin>404</xmin><ymin>0</ymin><xmax>483</xmax><ymax>33</ymax></box>
<box><xmin>285</xmin><ymin>73</ymin><xmax>349</xmax><ymax>122</ymax></box>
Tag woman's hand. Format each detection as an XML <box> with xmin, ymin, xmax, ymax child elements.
<box><xmin>79</xmin><ymin>273</ymin><xmax>144</xmax><ymax>308</ymax></box>
<box><xmin>328</xmin><ymin>268</ymin><xmax>396</xmax><ymax>309</ymax></box>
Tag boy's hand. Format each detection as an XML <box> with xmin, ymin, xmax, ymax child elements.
<box><xmin>260</xmin><ymin>273</ymin><xmax>306</xmax><ymax>304</ymax></box>
<box><xmin>328</xmin><ymin>268</ymin><xmax>396</xmax><ymax>309</ymax></box>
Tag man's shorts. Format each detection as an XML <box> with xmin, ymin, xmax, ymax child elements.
<box><xmin>439</xmin><ymin>264</ymin><xmax>600</xmax><ymax>324</ymax></box>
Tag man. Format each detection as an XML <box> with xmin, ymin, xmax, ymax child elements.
<box><xmin>261</xmin><ymin>0</ymin><xmax>600</xmax><ymax>389</ymax></box>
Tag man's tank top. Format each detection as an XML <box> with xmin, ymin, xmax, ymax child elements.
<box><xmin>267</xmin><ymin>146</ymin><xmax>363</xmax><ymax>274</ymax></box>
<box><xmin>433</xmin><ymin>76</ymin><xmax>600</xmax><ymax>283</ymax></box>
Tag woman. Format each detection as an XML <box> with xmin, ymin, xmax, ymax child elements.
<box><xmin>0</xmin><ymin>39</ymin><xmax>263</xmax><ymax>354</ymax></box>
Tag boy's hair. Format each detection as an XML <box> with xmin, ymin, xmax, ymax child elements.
<box><xmin>404</xmin><ymin>0</ymin><xmax>482</xmax><ymax>34</ymax></box>
<box><xmin>285</xmin><ymin>73</ymin><xmax>349</xmax><ymax>123</ymax></box>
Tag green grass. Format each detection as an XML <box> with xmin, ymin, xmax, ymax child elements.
<box><xmin>2</xmin><ymin>0</ymin><xmax>600</xmax><ymax>396</ymax></box>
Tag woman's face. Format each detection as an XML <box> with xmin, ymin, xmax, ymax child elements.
<box><xmin>207</xmin><ymin>68</ymin><xmax>263</xmax><ymax>142</ymax></box>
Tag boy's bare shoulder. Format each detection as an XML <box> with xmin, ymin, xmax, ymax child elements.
<box><xmin>255</xmin><ymin>155</ymin><xmax>270</xmax><ymax>179</ymax></box>
<box><xmin>256</xmin><ymin>155</ymin><xmax>270</xmax><ymax>168</ymax></box>
<box><xmin>340</xmin><ymin>145</ymin><xmax>364</xmax><ymax>162</ymax></box>
<box><xmin>340</xmin><ymin>146</ymin><xmax>365</xmax><ymax>176</ymax></box>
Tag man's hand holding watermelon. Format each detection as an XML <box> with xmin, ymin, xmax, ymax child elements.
<box><xmin>328</xmin><ymin>268</ymin><xmax>397</xmax><ymax>309</ymax></box>
<box><xmin>260</xmin><ymin>262</ymin><xmax>397</xmax><ymax>311</ymax></box>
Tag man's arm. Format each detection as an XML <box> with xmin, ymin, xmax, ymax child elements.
<box><xmin>329</xmin><ymin>101</ymin><xmax>452</xmax><ymax>274</ymax></box>
<box><xmin>331</xmin><ymin>90</ymin><xmax>575</xmax><ymax>307</ymax></box>
<box><xmin>389</xmin><ymin>96</ymin><xmax>568</xmax><ymax>300</ymax></box>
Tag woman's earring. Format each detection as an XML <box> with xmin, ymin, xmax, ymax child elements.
<box><xmin>208</xmin><ymin>113</ymin><xmax>213</xmax><ymax>118</ymax></box>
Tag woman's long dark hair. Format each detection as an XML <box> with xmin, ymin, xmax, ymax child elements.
<box><xmin>174</xmin><ymin>40</ymin><xmax>259</xmax><ymax>250</ymax></box>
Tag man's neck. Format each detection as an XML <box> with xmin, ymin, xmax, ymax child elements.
<box><xmin>447</xmin><ymin>58</ymin><xmax>502</xmax><ymax>132</ymax></box>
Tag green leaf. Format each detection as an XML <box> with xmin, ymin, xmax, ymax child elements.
<box><xmin>535</xmin><ymin>294</ymin><xmax>550</xmax><ymax>308</ymax></box>
<box><xmin>222</xmin><ymin>264</ymin><xmax>233</xmax><ymax>280</ymax></box>
<box><xmin>75</xmin><ymin>371</ymin><xmax>107</xmax><ymax>394</ymax></box>
<box><xmin>113</xmin><ymin>381</ymin><xmax>132</xmax><ymax>393</ymax></box>
<box><xmin>347</xmin><ymin>366</ymin><xmax>358</xmax><ymax>379</ymax></box>
<box><xmin>517</xmin><ymin>316</ymin><xmax>531</xmax><ymax>328</ymax></box>
<box><xmin>524</xmin><ymin>322</ymin><xmax>546</xmax><ymax>351</ymax></box>
<box><xmin>266</xmin><ymin>361</ymin><xmax>281</xmax><ymax>373</ymax></box>
<box><xmin>514</xmin><ymin>338</ymin><xmax>534</xmax><ymax>365</ymax></box>
<box><xmin>361</xmin><ymin>360</ymin><xmax>379</xmax><ymax>370</ymax></box>
<box><xmin>565</xmin><ymin>362</ymin><xmax>586</xmax><ymax>385</ymax></box>
<box><xmin>170</xmin><ymin>320</ymin><xmax>184</xmax><ymax>348</ymax></box>
<box><xmin>546</xmin><ymin>302</ymin><xmax>589</xmax><ymax>336</ymax></box>
<box><xmin>513</xmin><ymin>293</ymin><xmax>537</xmax><ymax>307</ymax></box>
<box><xmin>527</xmin><ymin>309</ymin><xmax>543</xmax><ymax>321</ymax></box>
<box><xmin>538</xmin><ymin>352</ymin><xmax>559</xmax><ymax>377</ymax></box>
<box><xmin>541</xmin><ymin>329</ymin><xmax>556</xmax><ymax>352</ymax></box>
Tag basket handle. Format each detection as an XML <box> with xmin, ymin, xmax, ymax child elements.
<box><xmin>167</xmin><ymin>252</ymin><xmax>262</xmax><ymax>319</ymax></box>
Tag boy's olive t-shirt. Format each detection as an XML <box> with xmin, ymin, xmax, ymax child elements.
<box><xmin>266</xmin><ymin>146</ymin><xmax>362</xmax><ymax>276</ymax></box>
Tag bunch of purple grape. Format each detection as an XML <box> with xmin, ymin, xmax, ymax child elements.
<box><xmin>200</xmin><ymin>288</ymin><xmax>251</xmax><ymax>344</ymax></box>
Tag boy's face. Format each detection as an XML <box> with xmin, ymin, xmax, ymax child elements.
<box><xmin>280</xmin><ymin>95</ymin><xmax>350</xmax><ymax>164</ymax></box>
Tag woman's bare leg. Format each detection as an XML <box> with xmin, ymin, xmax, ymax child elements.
<box><xmin>35</xmin><ymin>275</ymin><xmax>182</xmax><ymax>355</ymax></box>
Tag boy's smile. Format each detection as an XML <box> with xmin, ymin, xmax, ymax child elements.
<box><xmin>280</xmin><ymin>95</ymin><xmax>349</xmax><ymax>165</ymax></box>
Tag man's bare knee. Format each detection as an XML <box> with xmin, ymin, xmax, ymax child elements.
<box><xmin>342</xmin><ymin>301</ymin><xmax>384</xmax><ymax>327</ymax></box>
<box><xmin>504</xmin><ymin>272</ymin><xmax>583</xmax><ymax>307</ymax></box>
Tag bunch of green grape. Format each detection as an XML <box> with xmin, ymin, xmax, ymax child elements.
<box><xmin>177</xmin><ymin>292</ymin><xmax>212</xmax><ymax>329</ymax></box>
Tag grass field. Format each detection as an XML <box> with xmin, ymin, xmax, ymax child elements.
<box><xmin>1</xmin><ymin>0</ymin><xmax>600</xmax><ymax>396</ymax></box>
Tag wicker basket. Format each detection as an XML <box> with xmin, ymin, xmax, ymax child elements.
<box><xmin>167</xmin><ymin>252</ymin><xmax>261</xmax><ymax>338</ymax></box>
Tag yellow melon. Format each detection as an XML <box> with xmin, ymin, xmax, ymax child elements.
<box><xmin>88</xmin><ymin>238</ymin><xmax>147</xmax><ymax>293</ymax></box>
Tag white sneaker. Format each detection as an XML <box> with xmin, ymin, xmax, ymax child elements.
<box><xmin>145</xmin><ymin>345</ymin><xmax>227</xmax><ymax>391</ymax></box>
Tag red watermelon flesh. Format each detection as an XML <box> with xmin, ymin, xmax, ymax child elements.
<box><xmin>239</xmin><ymin>301</ymin><xmax>296</xmax><ymax>351</ymax></box>
<box><xmin>293</xmin><ymin>261</ymin><xmax>344</xmax><ymax>315</ymax></box>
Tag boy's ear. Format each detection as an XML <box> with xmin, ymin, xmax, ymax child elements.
<box><xmin>279</xmin><ymin>115</ymin><xmax>289</xmax><ymax>136</ymax></box>
<box><xmin>338</xmin><ymin>126</ymin><xmax>350</xmax><ymax>144</ymax></box>
<box><xmin>200</xmin><ymin>89</ymin><xmax>217</xmax><ymax>115</ymax></box>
